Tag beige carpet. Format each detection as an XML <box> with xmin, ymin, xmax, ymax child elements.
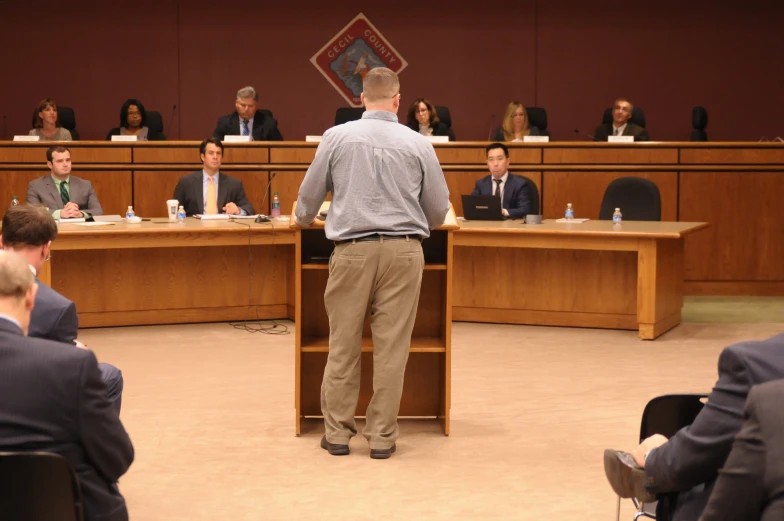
<box><xmin>80</xmin><ymin>314</ymin><xmax>784</xmax><ymax>521</ymax></box>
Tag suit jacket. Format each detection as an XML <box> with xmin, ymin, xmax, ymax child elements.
<box><xmin>26</xmin><ymin>175</ymin><xmax>104</xmax><ymax>216</ymax></box>
<box><xmin>213</xmin><ymin>110</ymin><xmax>283</xmax><ymax>141</ymax></box>
<box><xmin>471</xmin><ymin>173</ymin><xmax>532</xmax><ymax>219</ymax></box>
<box><xmin>699</xmin><ymin>380</ymin><xmax>784</xmax><ymax>521</ymax></box>
<box><xmin>28</xmin><ymin>278</ymin><xmax>78</xmax><ymax>344</ymax></box>
<box><xmin>490</xmin><ymin>125</ymin><xmax>541</xmax><ymax>141</ymax></box>
<box><xmin>172</xmin><ymin>170</ymin><xmax>255</xmax><ymax>216</ymax></box>
<box><xmin>0</xmin><ymin>319</ymin><xmax>134</xmax><ymax>521</ymax></box>
<box><xmin>645</xmin><ymin>333</ymin><xmax>784</xmax><ymax>521</ymax></box>
<box><xmin>593</xmin><ymin>121</ymin><xmax>650</xmax><ymax>141</ymax></box>
<box><xmin>406</xmin><ymin>121</ymin><xmax>456</xmax><ymax>141</ymax></box>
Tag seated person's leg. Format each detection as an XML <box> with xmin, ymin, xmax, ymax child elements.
<box><xmin>98</xmin><ymin>362</ymin><xmax>124</xmax><ymax>414</ymax></box>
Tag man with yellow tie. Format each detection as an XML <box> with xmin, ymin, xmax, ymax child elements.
<box><xmin>172</xmin><ymin>138</ymin><xmax>255</xmax><ymax>216</ymax></box>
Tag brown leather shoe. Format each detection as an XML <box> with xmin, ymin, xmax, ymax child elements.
<box><xmin>370</xmin><ymin>444</ymin><xmax>396</xmax><ymax>459</ymax></box>
<box><xmin>320</xmin><ymin>435</ymin><xmax>349</xmax><ymax>456</ymax></box>
<box><xmin>603</xmin><ymin>449</ymin><xmax>657</xmax><ymax>503</ymax></box>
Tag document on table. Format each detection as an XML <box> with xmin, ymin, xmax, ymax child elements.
<box><xmin>194</xmin><ymin>214</ymin><xmax>230</xmax><ymax>220</ymax></box>
<box><xmin>72</xmin><ymin>222</ymin><xmax>116</xmax><ymax>227</ymax></box>
<box><xmin>555</xmin><ymin>218</ymin><xmax>590</xmax><ymax>223</ymax></box>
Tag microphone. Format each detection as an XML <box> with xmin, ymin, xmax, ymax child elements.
<box><xmin>254</xmin><ymin>172</ymin><xmax>277</xmax><ymax>223</ymax></box>
<box><xmin>487</xmin><ymin>114</ymin><xmax>496</xmax><ymax>141</ymax></box>
<box><xmin>574</xmin><ymin>129</ymin><xmax>599</xmax><ymax>141</ymax></box>
<box><xmin>166</xmin><ymin>104</ymin><xmax>177</xmax><ymax>139</ymax></box>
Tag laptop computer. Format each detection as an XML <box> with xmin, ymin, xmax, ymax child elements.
<box><xmin>461</xmin><ymin>195</ymin><xmax>504</xmax><ymax>221</ymax></box>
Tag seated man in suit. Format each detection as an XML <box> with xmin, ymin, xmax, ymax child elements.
<box><xmin>173</xmin><ymin>138</ymin><xmax>256</xmax><ymax>216</ymax></box>
<box><xmin>699</xmin><ymin>379</ymin><xmax>784</xmax><ymax>521</ymax></box>
<box><xmin>471</xmin><ymin>142</ymin><xmax>532</xmax><ymax>219</ymax></box>
<box><xmin>26</xmin><ymin>146</ymin><xmax>104</xmax><ymax>219</ymax></box>
<box><xmin>1</xmin><ymin>205</ymin><xmax>124</xmax><ymax>414</ymax></box>
<box><xmin>593</xmin><ymin>98</ymin><xmax>650</xmax><ymax>141</ymax></box>
<box><xmin>213</xmin><ymin>86</ymin><xmax>283</xmax><ymax>141</ymax></box>
<box><xmin>603</xmin><ymin>333</ymin><xmax>784</xmax><ymax>521</ymax></box>
<box><xmin>0</xmin><ymin>250</ymin><xmax>134</xmax><ymax>521</ymax></box>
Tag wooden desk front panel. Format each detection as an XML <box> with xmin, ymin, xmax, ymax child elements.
<box><xmin>0</xmin><ymin>146</ymin><xmax>131</xmax><ymax>164</ymax></box>
<box><xmin>542</xmin><ymin>171</ymin><xmax>678</xmax><ymax>220</ymax></box>
<box><xmin>680</xmin><ymin>148</ymin><xmax>784</xmax><ymax>164</ymax></box>
<box><xmin>681</xmin><ymin>172</ymin><xmax>784</xmax><ymax>283</ymax></box>
<box><xmin>52</xmin><ymin>244</ymin><xmax>292</xmax><ymax>327</ymax></box>
<box><xmin>133</xmin><ymin>146</ymin><xmax>269</xmax><ymax>164</ymax></box>
<box><xmin>544</xmin><ymin>147</ymin><xmax>678</xmax><ymax>164</ymax></box>
<box><xmin>133</xmin><ymin>170</ymin><xmax>272</xmax><ymax>217</ymax></box>
<box><xmin>270</xmin><ymin>147</ymin><xmax>315</xmax><ymax>164</ymax></box>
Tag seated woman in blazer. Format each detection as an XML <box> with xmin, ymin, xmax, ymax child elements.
<box><xmin>29</xmin><ymin>98</ymin><xmax>72</xmax><ymax>141</ymax></box>
<box><xmin>106</xmin><ymin>99</ymin><xmax>165</xmax><ymax>141</ymax></box>
<box><xmin>406</xmin><ymin>98</ymin><xmax>455</xmax><ymax>141</ymax></box>
<box><xmin>491</xmin><ymin>101</ymin><xmax>540</xmax><ymax>141</ymax></box>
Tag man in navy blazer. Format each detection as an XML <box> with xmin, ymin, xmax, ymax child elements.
<box><xmin>213</xmin><ymin>86</ymin><xmax>283</xmax><ymax>141</ymax></box>
<box><xmin>0</xmin><ymin>250</ymin><xmax>134</xmax><ymax>521</ymax></box>
<box><xmin>471</xmin><ymin>142</ymin><xmax>532</xmax><ymax>219</ymax></box>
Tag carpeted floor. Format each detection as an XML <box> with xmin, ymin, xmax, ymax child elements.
<box><xmin>79</xmin><ymin>300</ymin><xmax>784</xmax><ymax>521</ymax></box>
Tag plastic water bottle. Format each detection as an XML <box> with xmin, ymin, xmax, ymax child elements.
<box><xmin>126</xmin><ymin>206</ymin><xmax>135</xmax><ymax>219</ymax></box>
<box><xmin>613</xmin><ymin>208</ymin><xmax>623</xmax><ymax>224</ymax></box>
<box><xmin>271</xmin><ymin>191</ymin><xmax>281</xmax><ymax>218</ymax></box>
<box><xmin>177</xmin><ymin>205</ymin><xmax>186</xmax><ymax>222</ymax></box>
<box><xmin>565</xmin><ymin>203</ymin><xmax>574</xmax><ymax>220</ymax></box>
<box><xmin>10</xmin><ymin>195</ymin><xmax>19</xmax><ymax>207</ymax></box>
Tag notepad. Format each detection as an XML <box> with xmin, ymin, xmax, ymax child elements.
<box><xmin>73</xmin><ymin>221</ymin><xmax>115</xmax><ymax>227</ymax></box>
<box><xmin>57</xmin><ymin>218</ymin><xmax>86</xmax><ymax>223</ymax></box>
<box><xmin>194</xmin><ymin>214</ymin><xmax>230</xmax><ymax>220</ymax></box>
<box><xmin>555</xmin><ymin>218</ymin><xmax>590</xmax><ymax>223</ymax></box>
<box><xmin>229</xmin><ymin>214</ymin><xmax>260</xmax><ymax>219</ymax></box>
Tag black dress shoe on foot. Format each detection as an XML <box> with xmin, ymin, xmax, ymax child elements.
<box><xmin>370</xmin><ymin>444</ymin><xmax>396</xmax><ymax>459</ymax></box>
<box><xmin>603</xmin><ymin>449</ymin><xmax>657</xmax><ymax>503</ymax></box>
<box><xmin>321</xmin><ymin>435</ymin><xmax>349</xmax><ymax>456</ymax></box>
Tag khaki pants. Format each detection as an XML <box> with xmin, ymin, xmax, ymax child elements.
<box><xmin>321</xmin><ymin>236</ymin><xmax>424</xmax><ymax>449</ymax></box>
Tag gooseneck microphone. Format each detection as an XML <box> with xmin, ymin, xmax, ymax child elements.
<box><xmin>487</xmin><ymin>114</ymin><xmax>496</xmax><ymax>141</ymax></box>
<box><xmin>574</xmin><ymin>129</ymin><xmax>599</xmax><ymax>141</ymax></box>
<box><xmin>167</xmin><ymin>104</ymin><xmax>177</xmax><ymax>139</ymax></box>
<box><xmin>254</xmin><ymin>172</ymin><xmax>277</xmax><ymax>223</ymax></box>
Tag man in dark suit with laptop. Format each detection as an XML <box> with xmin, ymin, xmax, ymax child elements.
<box><xmin>172</xmin><ymin>138</ymin><xmax>255</xmax><ymax>216</ymax></box>
<box><xmin>468</xmin><ymin>142</ymin><xmax>532</xmax><ymax>219</ymax></box>
<box><xmin>213</xmin><ymin>86</ymin><xmax>283</xmax><ymax>141</ymax></box>
<box><xmin>0</xmin><ymin>250</ymin><xmax>134</xmax><ymax>521</ymax></box>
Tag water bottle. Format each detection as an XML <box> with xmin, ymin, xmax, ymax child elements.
<box><xmin>10</xmin><ymin>195</ymin><xmax>19</xmax><ymax>207</ymax></box>
<box><xmin>565</xmin><ymin>203</ymin><xmax>574</xmax><ymax>220</ymax></box>
<box><xmin>177</xmin><ymin>205</ymin><xmax>186</xmax><ymax>222</ymax></box>
<box><xmin>613</xmin><ymin>208</ymin><xmax>623</xmax><ymax>224</ymax></box>
<box><xmin>271</xmin><ymin>191</ymin><xmax>281</xmax><ymax>218</ymax></box>
<box><xmin>126</xmin><ymin>206</ymin><xmax>135</xmax><ymax>219</ymax></box>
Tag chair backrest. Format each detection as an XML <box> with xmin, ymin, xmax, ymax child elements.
<box><xmin>435</xmin><ymin>106</ymin><xmax>452</xmax><ymax>128</ymax></box>
<box><xmin>31</xmin><ymin>106</ymin><xmax>79</xmax><ymax>140</ymax></box>
<box><xmin>146</xmin><ymin>110</ymin><xmax>164</xmax><ymax>137</ymax></box>
<box><xmin>639</xmin><ymin>394</ymin><xmax>708</xmax><ymax>442</ymax></box>
<box><xmin>258</xmin><ymin>109</ymin><xmax>274</xmax><ymax>119</ymax></box>
<box><xmin>691</xmin><ymin>106</ymin><xmax>708</xmax><ymax>141</ymax></box>
<box><xmin>0</xmin><ymin>452</ymin><xmax>84</xmax><ymax>521</ymax></box>
<box><xmin>334</xmin><ymin>107</ymin><xmax>365</xmax><ymax>126</ymax></box>
<box><xmin>599</xmin><ymin>177</ymin><xmax>661</xmax><ymax>221</ymax></box>
<box><xmin>525</xmin><ymin>106</ymin><xmax>549</xmax><ymax>136</ymax></box>
<box><xmin>602</xmin><ymin>107</ymin><xmax>646</xmax><ymax>128</ymax></box>
<box><xmin>520</xmin><ymin>175</ymin><xmax>540</xmax><ymax>215</ymax></box>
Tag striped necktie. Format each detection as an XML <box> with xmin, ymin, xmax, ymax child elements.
<box><xmin>242</xmin><ymin>119</ymin><xmax>250</xmax><ymax>136</ymax></box>
<box><xmin>59</xmin><ymin>180</ymin><xmax>69</xmax><ymax>205</ymax></box>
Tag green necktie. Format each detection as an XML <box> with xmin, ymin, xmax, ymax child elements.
<box><xmin>60</xmin><ymin>180</ymin><xmax>69</xmax><ymax>205</ymax></box>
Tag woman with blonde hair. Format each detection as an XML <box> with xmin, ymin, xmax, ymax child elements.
<box><xmin>29</xmin><ymin>98</ymin><xmax>72</xmax><ymax>141</ymax></box>
<box><xmin>491</xmin><ymin>101</ymin><xmax>540</xmax><ymax>141</ymax></box>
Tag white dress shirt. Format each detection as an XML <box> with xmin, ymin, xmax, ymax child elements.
<box><xmin>202</xmin><ymin>170</ymin><xmax>247</xmax><ymax>216</ymax></box>
<box><xmin>612</xmin><ymin>123</ymin><xmax>627</xmax><ymax>136</ymax></box>
<box><xmin>241</xmin><ymin>116</ymin><xmax>255</xmax><ymax>140</ymax></box>
<box><xmin>492</xmin><ymin>172</ymin><xmax>509</xmax><ymax>216</ymax></box>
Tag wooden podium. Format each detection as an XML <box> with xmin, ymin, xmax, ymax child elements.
<box><xmin>291</xmin><ymin>204</ymin><xmax>458</xmax><ymax>435</ymax></box>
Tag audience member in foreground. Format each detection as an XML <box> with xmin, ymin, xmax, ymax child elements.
<box><xmin>213</xmin><ymin>86</ymin><xmax>283</xmax><ymax>141</ymax></box>
<box><xmin>471</xmin><ymin>142</ymin><xmax>532</xmax><ymax>218</ymax></box>
<box><xmin>0</xmin><ymin>250</ymin><xmax>134</xmax><ymax>521</ymax></box>
<box><xmin>491</xmin><ymin>101</ymin><xmax>540</xmax><ymax>141</ymax></box>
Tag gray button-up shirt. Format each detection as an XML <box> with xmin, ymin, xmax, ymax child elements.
<box><xmin>295</xmin><ymin>110</ymin><xmax>450</xmax><ymax>241</ymax></box>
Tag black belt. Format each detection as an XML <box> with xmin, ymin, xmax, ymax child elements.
<box><xmin>334</xmin><ymin>233</ymin><xmax>423</xmax><ymax>246</ymax></box>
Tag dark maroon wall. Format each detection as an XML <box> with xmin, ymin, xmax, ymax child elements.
<box><xmin>2</xmin><ymin>1</ymin><xmax>782</xmax><ymax>142</ymax></box>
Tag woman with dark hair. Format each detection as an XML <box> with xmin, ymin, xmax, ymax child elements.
<box><xmin>106</xmin><ymin>99</ymin><xmax>165</xmax><ymax>140</ymax></box>
<box><xmin>29</xmin><ymin>98</ymin><xmax>72</xmax><ymax>141</ymax></box>
<box><xmin>406</xmin><ymin>98</ymin><xmax>455</xmax><ymax>141</ymax></box>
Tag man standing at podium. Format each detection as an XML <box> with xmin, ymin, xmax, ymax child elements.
<box><xmin>295</xmin><ymin>67</ymin><xmax>450</xmax><ymax>459</ymax></box>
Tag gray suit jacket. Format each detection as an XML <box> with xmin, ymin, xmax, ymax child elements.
<box><xmin>699</xmin><ymin>380</ymin><xmax>784</xmax><ymax>521</ymax></box>
<box><xmin>26</xmin><ymin>174</ymin><xmax>104</xmax><ymax>216</ymax></box>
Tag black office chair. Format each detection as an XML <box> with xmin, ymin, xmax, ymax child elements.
<box><xmin>334</xmin><ymin>107</ymin><xmax>365</xmax><ymax>126</ymax></box>
<box><xmin>146</xmin><ymin>110</ymin><xmax>165</xmax><ymax>139</ymax></box>
<box><xmin>603</xmin><ymin>107</ymin><xmax>646</xmax><ymax>128</ymax></box>
<box><xmin>599</xmin><ymin>177</ymin><xmax>661</xmax><ymax>221</ymax></box>
<box><xmin>610</xmin><ymin>394</ymin><xmax>708</xmax><ymax>521</ymax></box>
<box><xmin>31</xmin><ymin>106</ymin><xmax>79</xmax><ymax>140</ymax></box>
<box><xmin>525</xmin><ymin>106</ymin><xmax>550</xmax><ymax>137</ymax></box>
<box><xmin>521</xmin><ymin>176</ymin><xmax>539</xmax><ymax>215</ymax></box>
<box><xmin>690</xmin><ymin>107</ymin><xmax>708</xmax><ymax>142</ymax></box>
<box><xmin>435</xmin><ymin>106</ymin><xmax>452</xmax><ymax>129</ymax></box>
<box><xmin>0</xmin><ymin>452</ymin><xmax>84</xmax><ymax>521</ymax></box>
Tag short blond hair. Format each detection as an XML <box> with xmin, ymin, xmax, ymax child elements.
<box><xmin>0</xmin><ymin>251</ymin><xmax>34</xmax><ymax>299</ymax></box>
<box><xmin>362</xmin><ymin>68</ymin><xmax>400</xmax><ymax>103</ymax></box>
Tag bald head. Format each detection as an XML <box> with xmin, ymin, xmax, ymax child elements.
<box><xmin>0</xmin><ymin>250</ymin><xmax>38</xmax><ymax>334</ymax></box>
<box><xmin>360</xmin><ymin>67</ymin><xmax>401</xmax><ymax>113</ymax></box>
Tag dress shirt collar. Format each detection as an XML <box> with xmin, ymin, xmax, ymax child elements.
<box><xmin>203</xmin><ymin>170</ymin><xmax>220</xmax><ymax>182</ymax></box>
<box><xmin>51</xmin><ymin>174</ymin><xmax>70</xmax><ymax>185</ymax></box>
<box><xmin>612</xmin><ymin>123</ymin><xmax>628</xmax><ymax>136</ymax></box>
<box><xmin>241</xmin><ymin>115</ymin><xmax>254</xmax><ymax>133</ymax></box>
<box><xmin>491</xmin><ymin>172</ymin><xmax>509</xmax><ymax>184</ymax></box>
<box><xmin>361</xmin><ymin>110</ymin><xmax>399</xmax><ymax>123</ymax></box>
<box><xmin>0</xmin><ymin>314</ymin><xmax>22</xmax><ymax>332</ymax></box>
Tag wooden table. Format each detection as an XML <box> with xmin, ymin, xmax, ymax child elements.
<box><xmin>44</xmin><ymin>218</ymin><xmax>295</xmax><ymax>327</ymax></box>
<box><xmin>452</xmin><ymin>219</ymin><xmax>709</xmax><ymax>340</ymax></box>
